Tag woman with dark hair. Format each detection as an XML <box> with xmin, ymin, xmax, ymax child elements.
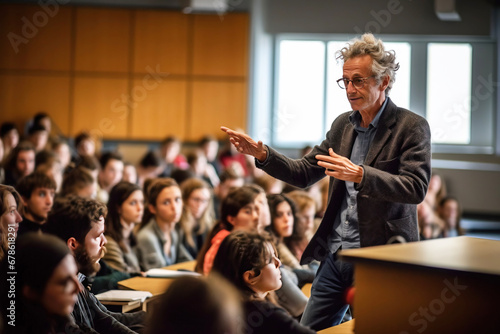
<box><xmin>195</xmin><ymin>185</ymin><xmax>260</xmax><ymax>275</ymax></box>
<box><xmin>136</xmin><ymin>178</ymin><xmax>192</xmax><ymax>271</ymax></box>
<box><xmin>0</xmin><ymin>233</ymin><xmax>82</xmax><ymax>334</ymax></box>
<box><xmin>211</xmin><ymin>230</ymin><xmax>315</xmax><ymax>334</ymax></box>
<box><xmin>285</xmin><ymin>190</ymin><xmax>318</xmax><ymax>262</ymax></box>
<box><xmin>103</xmin><ymin>181</ymin><xmax>144</xmax><ymax>273</ymax></box>
<box><xmin>438</xmin><ymin>196</ymin><xmax>464</xmax><ymax>237</ymax></box>
<box><xmin>267</xmin><ymin>193</ymin><xmax>301</xmax><ymax>269</ymax></box>
<box><xmin>267</xmin><ymin>193</ymin><xmax>316</xmax><ymax>291</ymax></box>
<box><xmin>179</xmin><ymin>178</ymin><xmax>215</xmax><ymax>258</ymax></box>
<box><xmin>0</xmin><ymin>185</ymin><xmax>23</xmax><ymax>262</ymax></box>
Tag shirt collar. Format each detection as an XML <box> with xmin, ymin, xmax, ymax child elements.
<box><xmin>349</xmin><ymin>97</ymin><xmax>388</xmax><ymax>129</ymax></box>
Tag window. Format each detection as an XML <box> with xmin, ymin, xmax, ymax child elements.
<box><xmin>427</xmin><ymin>43</ymin><xmax>472</xmax><ymax>145</ymax></box>
<box><xmin>272</xmin><ymin>37</ymin><xmax>495</xmax><ymax>154</ymax></box>
<box><xmin>274</xmin><ymin>41</ymin><xmax>325</xmax><ymax>146</ymax></box>
<box><xmin>274</xmin><ymin>38</ymin><xmax>411</xmax><ymax>147</ymax></box>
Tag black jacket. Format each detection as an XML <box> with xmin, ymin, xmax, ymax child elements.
<box><xmin>72</xmin><ymin>273</ymin><xmax>145</xmax><ymax>333</ymax></box>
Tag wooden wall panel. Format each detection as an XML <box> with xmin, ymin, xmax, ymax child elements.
<box><xmin>192</xmin><ymin>13</ymin><xmax>249</xmax><ymax>77</ymax></box>
<box><xmin>133</xmin><ymin>11</ymin><xmax>189</xmax><ymax>75</ymax></box>
<box><xmin>72</xmin><ymin>76</ymin><xmax>129</xmax><ymax>139</ymax></box>
<box><xmin>0</xmin><ymin>74</ymin><xmax>70</xmax><ymax>135</ymax></box>
<box><xmin>0</xmin><ymin>4</ymin><xmax>249</xmax><ymax>142</ymax></box>
<box><xmin>190</xmin><ymin>80</ymin><xmax>247</xmax><ymax>141</ymax></box>
<box><xmin>130</xmin><ymin>78</ymin><xmax>187</xmax><ymax>140</ymax></box>
<box><xmin>74</xmin><ymin>7</ymin><xmax>131</xmax><ymax>73</ymax></box>
<box><xmin>0</xmin><ymin>5</ymin><xmax>72</xmax><ymax>71</ymax></box>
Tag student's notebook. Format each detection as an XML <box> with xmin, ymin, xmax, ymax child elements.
<box><xmin>95</xmin><ymin>290</ymin><xmax>153</xmax><ymax>303</ymax></box>
<box><xmin>145</xmin><ymin>268</ymin><xmax>201</xmax><ymax>278</ymax></box>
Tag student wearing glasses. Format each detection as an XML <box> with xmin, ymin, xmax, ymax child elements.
<box><xmin>221</xmin><ymin>33</ymin><xmax>431</xmax><ymax>331</ymax></box>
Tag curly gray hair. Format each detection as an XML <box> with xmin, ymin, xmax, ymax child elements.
<box><xmin>337</xmin><ymin>33</ymin><xmax>400</xmax><ymax>95</ymax></box>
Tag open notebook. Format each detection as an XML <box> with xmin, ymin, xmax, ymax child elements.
<box><xmin>145</xmin><ymin>268</ymin><xmax>201</xmax><ymax>278</ymax></box>
<box><xmin>95</xmin><ymin>290</ymin><xmax>153</xmax><ymax>303</ymax></box>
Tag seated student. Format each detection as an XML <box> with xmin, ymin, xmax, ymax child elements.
<box><xmin>103</xmin><ymin>182</ymin><xmax>144</xmax><ymax>274</ymax></box>
<box><xmin>76</xmin><ymin>154</ymin><xmax>100</xmax><ymax>182</ymax></box>
<box><xmin>122</xmin><ymin>162</ymin><xmax>138</xmax><ymax>185</ymax></box>
<box><xmin>35</xmin><ymin>150</ymin><xmax>64</xmax><ymax>193</ymax></box>
<box><xmin>211</xmin><ymin>230</ymin><xmax>315</xmax><ymax>334</ymax></box>
<box><xmin>185</xmin><ymin>149</ymin><xmax>217</xmax><ymax>188</ymax></box>
<box><xmin>51</xmin><ymin>138</ymin><xmax>73</xmax><ymax>174</ymax></box>
<box><xmin>97</xmin><ymin>152</ymin><xmax>124</xmax><ymax>204</ymax></box>
<box><xmin>267</xmin><ymin>194</ymin><xmax>300</xmax><ymax>269</ymax></box>
<box><xmin>43</xmin><ymin>196</ymin><xmax>145</xmax><ymax>333</ymax></box>
<box><xmin>136</xmin><ymin>178</ymin><xmax>192</xmax><ymax>271</ymax></box>
<box><xmin>285</xmin><ymin>190</ymin><xmax>318</xmax><ymax>262</ymax></box>
<box><xmin>24</xmin><ymin>112</ymin><xmax>53</xmax><ymax>141</ymax></box>
<box><xmin>27</xmin><ymin>123</ymin><xmax>49</xmax><ymax>153</ymax></box>
<box><xmin>60</xmin><ymin>166</ymin><xmax>97</xmax><ymax>199</ymax></box>
<box><xmin>0</xmin><ymin>233</ymin><xmax>82</xmax><ymax>334</ymax></box>
<box><xmin>196</xmin><ymin>185</ymin><xmax>308</xmax><ymax>317</ymax></box>
<box><xmin>16</xmin><ymin>172</ymin><xmax>56</xmax><ymax>236</ymax></box>
<box><xmin>74</xmin><ymin>131</ymin><xmax>97</xmax><ymax>160</ymax></box>
<box><xmin>417</xmin><ymin>201</ymin><xmax>444</xmax><ymax>240</ymax></box>
<box><xmin>3</xmin><ymin>141</ymin><xmax>36</xmax><ymax>187</ymax></box>
<box><xmin>0</xmin><ymin>185</ymin><xmax>23</xmax><ymax>263</ymax></box>
<box><xmin>438</xmin><ymin>196</ymin><xmax>464</xmax><ymax>237</ymax></box>
<box><xmin>247</xmin><ymin>183</ymin><xmax>271</xmax><ymax>234</ymax></box>
<box><xmin>146</xmin><ymin>275</ymin><xmax>243</xmax><ymax>334</ymax></box>
<box><xmin>267</xmin><ymin>194</ymin><xmax>315</xmax><ymax>288</ymax></box>
<box><xmin>0</xmin><ymin>137</ymin><xmax>4</xmax><ymax>184</ymax></box>
<box><xmin>136</xmin><ymin>151</ymin><xmax>163</xmax><ymax>189</ymax></box>
<box><xmin>197</xmin><ymin>135</ymin><xmax>221</xmax><ymax>187</ymax></box>
<box><xmin>0</xmin><ymin>122</ymin><xmax>20</xmax><ymax>158</ymax></box>
<box><xmin>179</xmin><ymin>178</ymin><xmax>215</xmax><ymax>258</ymax></box>
<box><xmin>212</xmin><ymin>168</ymin><xmax>245</xmax><ymax>219</ymax></box>
<box><xmin>195</xmin><ymin>185</ymin><xmax>260</xmax><ymax>275</ymax></box>
<box><xmin>158</xmin><ymin>136</ymin><xmax>188</xmax><ymax>177</ymax></box>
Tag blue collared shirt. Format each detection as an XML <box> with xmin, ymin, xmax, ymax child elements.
<box><xmin>328</xmin><ymin>98</ymin><xmax>388</xmax><ymax>253</ymax></box>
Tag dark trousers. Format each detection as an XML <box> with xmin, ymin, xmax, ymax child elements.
<box><xmin>300</xmin><ymin>251</ymin><xmax>354</xmax><ymax>331</ymax></box>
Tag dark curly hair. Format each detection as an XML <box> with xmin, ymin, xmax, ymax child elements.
<box><xmin>44</xmin><ymin>195</ymin><xmax>107</xmax><ymax>244</ymax></box>
<box><xmin>211</xmin><ymin>230</ymin><xmax>277</xmax><ymax>298</ymax></box>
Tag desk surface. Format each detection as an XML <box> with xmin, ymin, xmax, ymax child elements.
<box><xmin>340</xmin><ymin>236</ymin><xmax>500</xmax><ymax>276</ymax></box>
<box><xmin>118</xmin><ymin>260</ymin><xmax>197</xmax><ymax>296</ymax></box>
<box><xmin>318</xmin><ymin>320</ymin><xmax>354</xmax><ymax>334</ymax></box>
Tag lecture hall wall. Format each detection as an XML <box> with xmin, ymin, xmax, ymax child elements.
<box><xmin>0</xmin><ymin>4</ymin><xmax>249</xmax><ymax>142</ymax></box>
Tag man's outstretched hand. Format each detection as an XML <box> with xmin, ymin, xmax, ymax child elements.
<box><xmin>220</xmin><ymin>126</ymin><xmax>267</xmax><ymax>162</ymax></box>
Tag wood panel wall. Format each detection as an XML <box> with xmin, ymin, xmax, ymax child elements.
<box><xmin>0</xmin><ymin>4</ymin><xmax>249</xmax><ymax>142</ymax></box>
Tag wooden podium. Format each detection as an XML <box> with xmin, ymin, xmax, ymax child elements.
<box><xmin>340</xmin><ymin>236</ymin><xmax>500</xmax><ymax>333</ymax></box>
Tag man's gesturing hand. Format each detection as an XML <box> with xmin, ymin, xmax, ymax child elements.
<box><xmin>221</xmin><ymin>126</ymin><xmax>267</xmax><ymax>162</ymax></box>
<box><xmin>316</xmin><ymin>148</ymin><xmax>363</xmax><ymax>183</ymax></box>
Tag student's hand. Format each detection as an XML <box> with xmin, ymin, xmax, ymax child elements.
<box><xmin>316</xmin><ymin>148</ymin><xmax>363</xmax><ymax>183</ymax></box>
<box><xmin>221</xmin><ymin>126</ymin><xmax>267</xmax><ymax>162</ymax></box>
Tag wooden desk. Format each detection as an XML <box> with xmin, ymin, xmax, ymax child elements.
<box><xmin>340</xmin><ymin>236</ymin><xmax>500</xmax><ymax>333</ymax></box>
<box><xmin>318</xmin><ymin>320</ymin><xmax>354</xmax><ymax>334</ymax></box>
<box><xmin>118</xmin><ymin>260</ymin><xmax>197</xmax><ymax>296</ymax></box>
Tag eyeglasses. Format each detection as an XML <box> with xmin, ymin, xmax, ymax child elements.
<box><xmin>336</xmin><ymin>76</ymin><xmax>375</xmax><ymax>90</ymax></box>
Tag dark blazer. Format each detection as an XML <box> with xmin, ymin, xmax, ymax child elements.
<box><xmin>256</xmin><ymin>98</ymin><xmax>431</xmax><ymax>264</ymax></box>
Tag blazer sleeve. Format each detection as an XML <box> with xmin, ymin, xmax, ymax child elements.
<box><xmin>255</xmin><ymin>112</ymin><xmax>352</xmax><ymax>189</ymax></box>
<box><xmin>357</xmin><ymin>113</ymin><xmax>431</xmax><ymax>204</ymax></box>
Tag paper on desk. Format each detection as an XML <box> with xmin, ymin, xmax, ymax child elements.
<box><xmin>145</xmin><ymin>268</ymin><xmax>201</xmax><ymax>278</ymax></box>
<box><xmin>95</xmin><ymin>290</ymin><xmax>153</xmax><ymax>302</ymax></box>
